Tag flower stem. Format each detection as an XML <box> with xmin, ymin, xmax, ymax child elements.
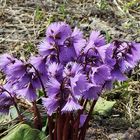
<box><xmin>62</xmin><ymin>114</ymin><xmax>70</xmax><ymax>140</ymax></box>
<box><xmin>48</xmin><ymin>116</ymin><xmax>54</xmax><ymax>140</ymax></box>
<box><xmin>78</xmin><ymin>100</ymin><xmax>97</xmax><ymax>140</ymax></box>
<box><xmin>2</xmin><ymin>88</ymin><xmax>23</xmax><ymax>122</ymax></box>
<box><xmin>32</xmin><ymin>101</ymin><xmax>42</xmax><ymax>130</ymax></box>
<box><xmin>30</xmin><ymin>64</ymin><xmax>47</xmax><ymax>97</ymax></box>
<box><xmin>57</xmin><ymin>111</ymin><xmax>65</xmax><ymax>140</ymax></box>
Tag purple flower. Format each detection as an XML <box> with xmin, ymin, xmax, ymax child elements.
<box><xmin>29</xmin><ymin>55</ymin><xmax>47</xmax><ymax>73</ymax></box>
<box><xmin>0</xmin><ymin>54</ymin><xmax>15</xmax><ymax>72</ymax></box>
<box><xmin>90</xmin><ymin>65</ymin><xmax>111</xmax><ymax>85</ymax></box>
<box><xmin>59</xmin><ymin>27</ymin><xmax>85</xmax><ymax>64</ymax></box>
<box><xmin>46</xmin><ymin>22</ymin><xmax>72</xmax><ymax>45</ymax></box>
<box><xmin>6</xmin><ymin>60</ymin><xmax>27</xmax><ymax>82</ymax></box>
<box><xmin>42</xmin><ymin>97</ymin><xmax>58</xmax><ymax>116</ymax></box>
<box><xmin>79</xmin><ymin>114</ymin><xmax>87</xmax><ymax>128</ymax></box>
<box><xmin>17</xmin><ymin>83</ymin><xmax>37</xmax><ymax>102</ymax></box>
<box><xmin>111</xmin><ymin>67</ymin><xmax>127</xmax><ymax>81</ymax></box>
<box><xmin>89</xmin><ymin>31</ymin><xmax>106</xmax><ymax>47</ymax></box>
<box><xmin>83</xmin><ymin>83</ymin><xmax>101</xmax><ymax>99</ymax></box>
<box><xmin>3</xmin><ymin>82</ymin><xmax>16</xmax><ymax>96</ymax></box>
<box><xmin>59</xmin><ymin>46</ymin><xmax>77</xmax><ymax>64</ymax></box>
<box><xmin>47</xmin><ymin>62</ymin><xmax>63</xmax><ymax>80</ymax></box>
<box><xmin>70</xmin><ymin>73</ymin><xmax>87</xmax><ymax>96</ymax></box>
<box><xmin>84</xmin><ymin>31</ymin><xmax>105</xmax><ymax>54</ymax></box>
<box><xmin>70</xmin><ymin>27</ymin><xmax>86</xmax><ymax>55</ymax></box>
<box><xmin>130</xmin><ymin>42</ymin><xmax>140</xmax><ymax>62</ymax></box>
<box><xmin>61</xmin><ymin>97</ymin><xmax>82</xmax><ymax>112</ymax></box>
<box><xmin>63</xmin><ymin>62</ymin><xmax>83</xmax><ymax>77</ymax></box>
<box><xmin>109</xmin><ymin>41</ymin><xmax>140</xmax><ymax>81</ymax></box>
<box><xmin>0</xmin><ymin>86</ymin><xmax>14</xmax><ymax>114</ymax></box>
<box><xmin>47</xmin><ymin>78</ymin><xmax>61</xmax><ymax>97</ymax></box>
<box><xmin>38</xmin><ymin>38</ymin><xmax>56</xmax><ymax>56</ymax></box>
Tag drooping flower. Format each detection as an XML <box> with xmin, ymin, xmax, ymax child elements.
<box><xmin>47</xmin><ymin>62</ymin><xmax>63</xmax><ymax>81</ymax></box>
<box><xmin>0</xmin><ymin>54</ymin><xmax>15</xmax><ymax>72</ymax></box>
<box><xmin>61</xmin><ymin>97</ymin><xmax>82</xmax><ymax>112</ymax></box>
<box><xmin>6</xmin><ymin>59</ymin><xmax>27</xmax><ymax>82</ymax></box>
<box><xmin>38</xmin><ymin>38</ymin><xmax>56</xmax><ymax>56</ymax></box>
<box><xmin>42</xmin><ymin>97</ymin><xmax>58</xmax><ymax>116</ymax></box>
<box><xmin>63</xmin><ymin>62</ymin><xmax>83</xmax><ymax>77</ymax></box>
<box><xmin>83</xmin><ymin>83</ymin><xmax>101</xmax><ymax>99</ymax></box>
<box><xmin>29</xmin><ymin>55</ymin><xmax>47</xmax><ymax>73</ymax></box>
<box><xmin>70</xmin><ymin>73</ymin><xmax>87</xmax><ymax>96</ymax></box>
<box><xmin>0</xmin><ymin>86</ymin><xmax>14</xmax><ymax>114</ymax></box>
<box><xmin>84</xmin><ymin>31</ymin><xmax>106</xmax><ymax>54</ymax></box>
<box><xmin>59</xmin><ymin>45</ymin><xmax>77</xmax><ymax>64</ymax></box>
<box><xmin>109</xmin><ymin>41</ymin><xmax>140</xmax><ymax>81</ymax></box>
<box><xmin>46</xmin><ymin>22</ymin><xmax>72</xmax><ymax>45</ymax></box>
<box><xmin>47</xmin><ymin>78</ymin><xmax>61</xmax><ymax>97</ymax></box>
<box><xmin>59</xmin><ymin>27</ymin><xmax>86</xmax><ymax>64</ymax></box>
<box><xmin>70</xmin><ymin>27</ymin><xmax>86</xmax><ymax>56</ymax></box>
<box><xmin>17</xmin><ymin>83</ymin><xmax>37</xmax><ymax>102</ymax></box>
<box><xmin>89</xmin><ymin>31</ymin><xmax>106</xmax><ymax>47</ymax></box>
<box><xmin>90</xmin><ymin>65</ymin><xmax>111</xmax><ymax>85</ymax></box>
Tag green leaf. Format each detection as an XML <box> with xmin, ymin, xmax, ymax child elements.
<box><xmin>94</xmin><ymin>97</ymin><xmax>116</xmax><ymax>116</ymax></box>
<box><xmin>1</xmin><ymin>124</ymin><xmax>48</xmax><ymax>140</ymax></box>
<box><xmin>0</xmin><ymin>107</ymin><xmax>18</xmax><ymax>126</ymax></box>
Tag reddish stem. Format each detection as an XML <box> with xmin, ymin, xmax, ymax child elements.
<box><xmin>48</xmin><ymin>116</ymin><xmax>54</xmax><ymax>140</ymax></box>
<box><xmin>32</xmin><ymin>101</ymin><xmax>42</xmax><ymax>130</ymax></box>
<box><xmin>78</xmin><ymin>100</ymin><xmax>97</xmax><ymax>140</ymax></box>
<box><xmin>62</xmin><ymin>114</ymin><xmax>70</xmax><ymax>140</ymax></box>
<box><xmin>73</xmin><ymin>113</ymin><xmax>80</xmax><ymax>140</ymax></box>
<box><xmin>57</xmin><ymin>112</ymin><xmax>62</xmax><ymax>140</ymax></box>
<box><xmin>2</xmin><ymin>88</ymin><xmax>23</xmax><ymax>122</ymax></box>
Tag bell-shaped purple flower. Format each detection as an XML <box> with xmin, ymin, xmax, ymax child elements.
<box><xmin>70</xmin><ymin>27</ymin><xmax>86</xmax><ymax>56</ymax></box>
<box><xmin>83</xmin><ymin>83</ymin><xmax>101</xmax><ymax>99</ymax></box>
<box><xmin>63</xmin><ymin>62</ymin><xmax>83</xmax><ymax>77</ymax></box>
<box><xmin>47</xmin><ymin>78</ymin><xmax>61</xmax><ymax>97</ymax></box>
<box><xmin>61</xmin><ymin>97</ymin><xmax>82</xmax><ymax>112</ymax></box>
<box><xmin>17</xmin><ymin>83</ymin><xmax>37</xmax><ymax>102</ymax></box>
<box><xmin>0</xmin><ymin>86</ymin><xmax>14</xmax><ymax>114</ymax></box>
<box><xmin>6</xmin><ymin>59</ymin><xmax>27</xmax><ymax>82</ymax></box>
<box><xmin>89</xmin><ymin>31</ymin><xmax>106</xmax><ymax>47</ymax></box>
<box><xmin>47</xmin><ymin>62</ymin><xmax>63</xmax><ymax>81</ymax></box>
<box><xmin>90</xmin><ymin>65</ymin><xmax>111</xmax><ymax>85</ymax></box>
<box><xmin>70</xmin><ymin>73</ymin><xmax>87</xmax><ymax>96</ymax></box>
<box><xmin>42</xmin><ymin>97</ymin><xmax>58</xmax><ymax>116</ymax></box>
<box><xmin>59</xmin><ymin>27</ymin><xmax>85</xmax><ymax>64</ymax></box>
<box><xmin>29</xmin><ymin>55</ymin><xmax>47</xmax><ymax>73</ymax></box>
<box><xmin>84</xmin><ymin>31</ymin><xmax>105</xmax><ymax>54</ymax></box>
<box><xmin>0</xmin><ymin>54</ymin><xmax>15</xmax><ymax>72</ymax></box>
<box><xmin>46</xmin><ymin>22</ymin><xmax>72</xmax><ymax>45</ymax></box>
<box><xmin>59</xmin><ymin>46</ymin><xmax>77</xmax><ymax>64</ymax></box>
<box><xmin>38</xmin><ymin>38</ymin><xmax>56</xmax><ymax>56</ymax></box>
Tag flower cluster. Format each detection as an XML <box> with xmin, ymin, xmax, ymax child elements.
<box><xmin>0</xmin><ymin>22</ymin><xmax>140</xmax><ymax>115</ymax></box>
<box><xmin>0</xmin><ymin>22</ymin><xmax>140</xmax><ymax>139</ymax></box>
